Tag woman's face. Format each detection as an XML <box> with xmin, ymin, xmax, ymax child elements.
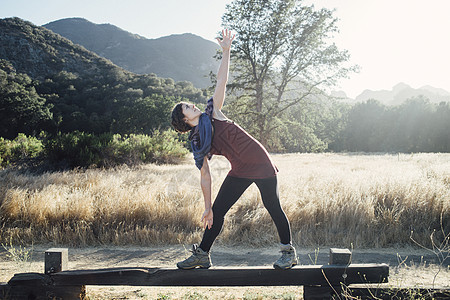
<box><xmin>182</xmin><ymin>102</ymin><xmax>201</xmax><ymax>124</ymax></box>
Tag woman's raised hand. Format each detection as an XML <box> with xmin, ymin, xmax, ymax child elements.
<box><xmin>216</xmin><ymin>29</ymin><xmax>235</xmax><ymax>51</ymax></box>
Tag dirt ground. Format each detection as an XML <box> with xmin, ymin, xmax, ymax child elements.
<box><xmin>1</xmin><ymin>245</ymin><xmax>449</xmax><ymax>299</ymax></box>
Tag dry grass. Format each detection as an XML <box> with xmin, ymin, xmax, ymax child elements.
<box><xmin>0</xmin><ymin>153</ymin><xmax>449</xmax><ymax>248</ymax></box>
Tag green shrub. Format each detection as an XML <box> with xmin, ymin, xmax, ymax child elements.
<box><xmin>44</xmin><ymin>130</ymin><xmax>188</xmax><ymax>169</ymax></box>
<box><xmin>128</xmin><ymin>130</ymin><xmax>189</xmax><ymax>165</ymax></box>
<box><xmin>44</xmin><ymin>131</ymin><xmax>113</xmax><ymax>168</ymax></box>
<box><xmin>0</xmin><ymin>134</ymin><xmax>44</xmax><ymax>168</ymax></box>
<box><xmin>107</xmin><ymin>130</ymin><xmax>188</xmax><ymax>166</ymax></box>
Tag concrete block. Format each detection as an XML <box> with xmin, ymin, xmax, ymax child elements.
<box><xmin>329</xmin><ymin>248</ymin><xmax>352</xmax><ymax>265</ymax></box>
<box><xmin>45</xmin><ymin>248</ymin><xmax>68</xmax><ymax>274</ymax></box>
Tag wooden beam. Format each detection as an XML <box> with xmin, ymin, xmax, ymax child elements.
<box><xmin>28</xmin><ymin>264</ymin><xmax>389</xmax><ymax>287</ymax></box>
<box><xmin>6</xmin><ymin>273</ymin><xmax>85</xmax><ymax>300</ymax></box>
<box><xmin>1</xmin><ymin>282</ymin><xmax>10</xmax><ymax>299</ymax></box>
<box><xmin>5</xmin><ymin>265</ymin><xmax>389</xmax><ymax>299</ymax></box>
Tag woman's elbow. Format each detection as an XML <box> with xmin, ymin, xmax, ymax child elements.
<box><xmin>200</xmin><ymin>159</ymin><xmax>211</xmax><ymax>181</ymax></box>
<box><xmin>216</xmin><ymin>78</ymin><xmax>228</xmax><ymax>87</ymax></box>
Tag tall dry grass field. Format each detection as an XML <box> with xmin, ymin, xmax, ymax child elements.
<box><xmin>0</xmin><ymin>153</ymin><xmax>448</xmax><ymax>248</ymax></box>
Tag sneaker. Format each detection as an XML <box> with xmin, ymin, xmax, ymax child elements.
<box><xmin>177</xmin><ymin>244</ymin><xmax>212</xmax><ymax>270</ymax></box>
<box><xmin>273</xmin><ymin>244</ymin><xmax>298</xmax><ymax>270</ymax></box>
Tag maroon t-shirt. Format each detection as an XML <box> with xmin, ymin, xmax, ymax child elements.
<box><xmin>205</xmin><ymin>99</ymin><xmax>278</xmax><ymax>179</ymax></box>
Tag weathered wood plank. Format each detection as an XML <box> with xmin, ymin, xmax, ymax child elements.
<box><xmin>40</xmin><ymin>264</ymin><xmax>389</xmax><ymax>287</ymax></box>
<box><xmin>1</xmin><ymin>283</ymin><xmax>11</xmax><ymax>299</ymax></box>
<box><xmin>5</xmin><ymin>273</ymin><xmax>85</xmax><ymax>300</ymax></box>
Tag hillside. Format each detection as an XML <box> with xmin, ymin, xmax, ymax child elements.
<box><xmin>44</xmin><ymin>18</ymin><xmax>219</xmax><ymax>88</ymax></box>
<box><xmin>0</xmin><ymin>17</ymin><xmax>130</xmax><ymax>81</ymax></box>
<box><xmin>0</xmin><ymin>17</ymin><xmax>206</xmax><ymax>138</ymax></box>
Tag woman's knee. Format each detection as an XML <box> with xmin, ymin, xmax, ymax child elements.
<box><xmin>212</xmin><ymin>207</ymin><xmax>226</xmax><ymax>223</ymax></box>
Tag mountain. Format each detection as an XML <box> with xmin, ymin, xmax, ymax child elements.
<box><xmin>419</xmin><ymin>85</ymin><xmax>450</xmax><ymax>97</ymax></box>
<box><xmin>0</xmin><ymin>17</ymin><xmax>206</xmax><ymax>138</ymax></box>
<box><xmin>330</xmin><ymin>90</ymin><xmax>353</xmax><ymax>103</ymax></box>
<box><xmin>44</xmin><ymin>18</ymin><xmax>219</xmax><ymax>88</ymax></box>
<box><xmin>355</xmin><ymin>83</ymin><xmax>450</xmax><ymax>105</ymax></box>
<box><xmin>0</xmin><ymin>17</ymin><xmax>130</xmax><ymax>81</ymax></box>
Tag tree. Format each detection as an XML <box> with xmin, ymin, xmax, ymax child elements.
<box><xmin>111</xmin><ymin>94</ymin><xmax>177</xmax><ymax>134</ymax></box>
<box><xmin>0</xmin><ymin>60</ymin><xmax>53</xmax><ymax>139</ymax></box>
<box><xmin>222</xmin><ymin>0</ymin><xmax>356</xmax><ymax>150</ymax></box>
<box><xmin>432</xmin><ymin>102</ymin><xmax>450</xmax><ymax>152</ymax></box>
<box><xmin>340</xmin><ymin>99</ymin><xmax>387</xmax><ymax>152</ymax></box>
<box><xmin>390</xmin><ymin>97</ymin><xmax>435</xmax><ymax>152</ymax></box>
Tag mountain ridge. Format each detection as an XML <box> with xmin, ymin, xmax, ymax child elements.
<box><xmin>0</xmin><ymin>17</ymin><xmax>131</xmax><ymax>81</ymax></box>
<box><xmin>4</xmin><ymin>17</ymin><xmax>448</xmax><ymax>106</ymax></box>
<box><xmin>357</xmin><ymin>82</ymin><xmax>450</xmax><ymax>105</ymax></box>
<box><xmin>334</xmin><ymin>82</ymin><xmax>450</xmax><ymax>105</ymax></box>
<box><xmin>43</xmin><ymin>18</ymin><xmax>219</xmax><ymax>88</ymax></box>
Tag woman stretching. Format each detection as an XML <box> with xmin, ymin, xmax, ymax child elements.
<box><xmin>171</xmin><ymin>29</ymin><xmax>297</xmax><ymax>270</ymax></box>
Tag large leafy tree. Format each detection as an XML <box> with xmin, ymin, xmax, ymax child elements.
<box><xmin>112</xmin><ymin>94</ymin><xmax>177</xmax><ymax>134</ymax></box>
<box><xmin>222</xmin><ymin>0</ymin><xmax>356</xmax><ymax>149</ymax></box>
<box><xmin>0</xmin><ymin>60</ymin><xmax>53</xmax><ymax>139</ymax></box>
<box><xmin>340</xmin><ymin>99</ymin><xmax>388</xmax><ymax>152</ymax></box>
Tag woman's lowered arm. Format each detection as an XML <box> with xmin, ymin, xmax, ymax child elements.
<box><xmin>200</xmin><ymin>156</ymin><xmax>213</xmax><ymax>229</ymax></box>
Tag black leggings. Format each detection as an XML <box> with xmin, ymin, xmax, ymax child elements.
<box><xmin>199</xmin><ymin>175</ymin><xmax>292</xmax><ymax>252</ymax></box>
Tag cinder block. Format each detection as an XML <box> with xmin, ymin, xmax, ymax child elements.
<box><xmin>329</xmin><ymin>248</ymin><xmax>352</xmax><ymax>265</ymax></box>
<box><xmin>45</xmin><ymin>248</ymin><xmax>68</xmax><ymax>274</ymax></box>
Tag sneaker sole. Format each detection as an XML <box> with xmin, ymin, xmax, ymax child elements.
<box><xmin>273</xmin><ymin>262</ymin><xmax>298</xmax><ymax>270</ymax></box>
<box><xmin>199</xmin><ymin>265</ymin><xmax>211</xmax><ymax>269</ymax></box>
<box><xmin>177</xmin><ymin>264</ymin><xmax>211</xmax><ymax>270</ymax></box>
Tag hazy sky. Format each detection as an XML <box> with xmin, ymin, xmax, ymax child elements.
<box><xmin>1</xmin><ymin>0</ymin><xmax>449</xmax><ymax>98</ymax></box>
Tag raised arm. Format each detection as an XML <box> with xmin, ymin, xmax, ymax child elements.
<box><xmin>213</xmin><ymin>29</ymin><xmax>235</xmax><ymax>113</ymax></box>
